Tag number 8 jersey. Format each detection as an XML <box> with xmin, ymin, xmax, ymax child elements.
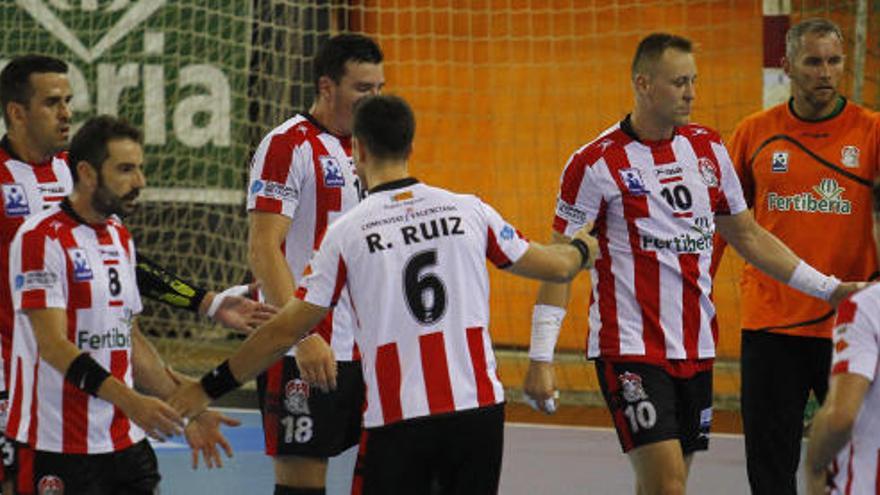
<box><xmin>295</xmin><ymin>178</ymin><xmax>529</xmax><ymax>428</ymax></box>
<box><xmin>7</xmin><ymin>202</ymin><xmax>143</xmax><ymax>454</ymax></box>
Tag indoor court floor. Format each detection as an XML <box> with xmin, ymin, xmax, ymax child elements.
<box><xmin>154</xmin><ymin>408</ymin><xmax>802</xmax><ymax>494</ymax></box>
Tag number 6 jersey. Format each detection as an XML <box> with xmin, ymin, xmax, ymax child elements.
<box><xmin>295</xmin><ymin>178</ymin><xmax>529</xmax><ymax>428</ymax></box>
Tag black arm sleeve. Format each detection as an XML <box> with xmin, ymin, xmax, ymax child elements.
<box><xmin>135</xmin><ymin>253</ymin><xmax>208</xmax><ymax>313</ymax></box>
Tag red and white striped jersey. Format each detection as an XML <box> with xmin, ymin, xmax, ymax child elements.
<box><xmin>827</xmin><ymin>287</ymin><xmax>880</xmax><ymax>495</ymax></box>
<box><xmin>7</xmin><ymin>202</ymin><xmax>145</xmax><ymax>454</ymax></box>
<box><xmin>0</xmin><ymin>137</ymin><xmax>72</xmax><ymax>394</ymax></box>
<box><xmin>296</xmin><ymin>178</ymin><xmax>527</xmax><ymax>428</ymax></box>
<box><xmin>247</xmin><ymin>113</ymin><xmax>362</xmax><ymax>361</ymax></box>
<box><xmin>553</xmin><ymin>117</ymin><xmax>747</xmax><ymax>363</ymax></box>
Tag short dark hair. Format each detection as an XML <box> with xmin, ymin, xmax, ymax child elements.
<box><xmin>786</xmin><ymin>18</ymin><xmax>844</xmax><ymax>60</ymax></box>
<box><xmin>0</xmin><ymin>55</ymin><xmax>68</xmax><ymax>124</ymax></box>
<box><xmin>68</xmin><ymin>115</ymin><xmax>142</xmax><ymax>183</ymax></box>
<box><xmin>353</xmin><ymin>95</ymin><xmax>415</xmax><ymax>161</ymax></box>
<box><xmin>631</xmin><ymin>33</ymin><xmax>693</xmax><ymax>79</ymax></box>
<box><xmin>313</xmin><ymin>34</ymin><xmax>383</xmax><ymax>93</ymax></box>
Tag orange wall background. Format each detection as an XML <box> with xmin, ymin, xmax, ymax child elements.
<box><xmin>351</xmin><ymin>1</ymin><xmax>876</xmax><ymax>358</ymax></box>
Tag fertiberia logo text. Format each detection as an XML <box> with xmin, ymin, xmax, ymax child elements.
<box><xmin>767</xmin><ymin>178</ymin><xmax>852</xmax><ymax>215</ymax></box>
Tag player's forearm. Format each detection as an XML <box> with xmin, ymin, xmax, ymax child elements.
<box><xmin>533</xmin><ymin>230</ymin><xmax>578</xmax><ymax>308</ymax></box>
<box><xmin>131</xmin><ymin>325</ymin><xmax>189</xmax><ymax>399</ymax></box>
<box><xmin>535</xmin><ymin>279</ymin><xmax>573</xmax><ymax>309</ymax></box>
<box><xmin>96</xmin><ymin>376</ymin><xmax>141</xmax><ymax>413</ymax></box>
<box><xmin>716</xmin><ymin>213</ymin><xmax>799</xmax><ymax>284</ymax></box>
<box><xmin>735</xmin><ymin>227</ymin><xmax>799</xmax><ymax>283</ymax></box>
<box><xmin>508</xmin><ymin>243</ymin><xmax>585</xmax><ymax>283</ymax></box>
<box><xmin>136</xmin><ymin>254</ymin><xmax>209</xmax><ymax>314</ymax></box>
<box><xmin>248</xmin><ymin>241</ymin><xmax>296</xmax><ymax>307</ymax></box>
<box><xmin>806</xmin><ymin>405</ymin><xmax>854</xmax><ymax>474</ymax></box>
<box><xmin>227</xmin><ymin>299</ymin><xmax>328</xmax><ymax>385</ymax></box>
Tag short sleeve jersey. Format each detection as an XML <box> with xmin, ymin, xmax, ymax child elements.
<box><xmin>728</xmin><ymin>100</ymin><xmax>880</xmax><ymax>339</ymax></box>
<box><xmin>247</xmin><ymin>113</ymin><xmax>362</xmax><ymax>360</ymax></box>
<box><xmin>7</xmin><ymin>202</ymin><xmax>144</xmax><ymax>454</ymax></box>
<box><xmin>827</xmin><ymin>286</ymin><xmax>880</xmax><ymax>494</ymax></box>
<box><xmin>296</xmin><ymin>179</ymin><xmax>529</xmax><ymax>428</ymax></box>
<box><xmin>553</xmin><ymin>117</ymin><xmax>747</xmax><ymax>363</ymax></box>
<box><xmin>0</xmin><ymin>136</ymin><xmax>72</xmax><ymax>392</ymax></box>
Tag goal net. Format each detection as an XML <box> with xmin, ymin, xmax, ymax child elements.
<box><xmin>2</xmin><ymin>1</ymin><xmax>877</xmax><ymax>393</ymax></box>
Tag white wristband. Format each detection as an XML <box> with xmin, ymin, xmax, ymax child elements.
<box><xmin>528</xmin><ymin>305</ymin><xmax>566</xmax><ymax>362</ymax></box>
<box><xmin>206</xmin><ymin>284</ymin><xmax>250</xmax><ymax>319</ymax></box>
<box><xmin>787</xmin><ymin>261</ymin><xmax>840</xmax><ymax>302</ymax></box>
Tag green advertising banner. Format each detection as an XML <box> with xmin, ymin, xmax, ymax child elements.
<box><xmin>0</xmin><ymin>0</ymin><xmax>335</xmax><ymax>345</ymax></box>
<box><xmin>1</xmin><ymin>0</ymin><xmax>251</xmax><ymax>195</ymax></box>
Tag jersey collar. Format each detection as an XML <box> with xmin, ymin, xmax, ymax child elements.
<box><xmin>60</xmin><ymin>198</ymin><xmax>109</xmax><ymax>230</ymax></box>
<box><xmin>0</xmin><ymin>134</ymin><xmax>55</xmax><ymax>166</ymax></box>
<box><xmin>787</xmin><ymin>95</ymin><xmax>847</xmax><ymax>123</ymax></box>
<box><xmin>620</xmin><ymin>114</ymin><xmax>677</xmax><ymax>147</ymax></box>
<box><xmin>302</xmin><ymin>112</ymin><xmax>352</xmax><ymax>145</ymax></box>
<box><xmin>369</xmin><ymin>177</ymin><xmax>420</xmax><ymax>194</ymax></box>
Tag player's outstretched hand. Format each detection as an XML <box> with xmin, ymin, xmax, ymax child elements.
<box><xmin>207</xmin><ymin>284</ymin><xmax>278</xmax><ymax>334</ymax></box>
<box><xmin>123</xmin><ymin>392</ymin><xmax>185</xmax><ymax>441</ymax></box>
<box><xmin>523</xmin><ymin>360</ymin><xmax>559</xmax><ymax>415</ymax></box>
<box><xmin>184</xmin><ymin>409</ymin><xmax>241</xmax><ymax>470</ymax></box>
<box><xmin>168</xmin><ymin>381</ymin><xmax>212</xmax><ymax>420</ymax></box>
<box><xmin>570</xmin><ymin>222</ymin><xmax>599</xmax><ymax>269</ymax></box>
<box><xmin>295</xmin><ymin>334</ymin><xmax>337</xmax><ymax>393</ymax></box>
<box><xmin>829</xmin><ymin>281</ymin><xmax>870</xmax><ymax>307</ymax></box>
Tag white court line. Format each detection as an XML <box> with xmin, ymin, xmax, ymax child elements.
<box><xmin>505</xmin><ymin>421</ymin><xmax>745</xmax><ymax>439</ymax></box>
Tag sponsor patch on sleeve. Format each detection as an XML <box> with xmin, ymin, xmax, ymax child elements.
<box><xmin>14</xmin><ymin>270</ymin><xmax>59</xmax><ymax>292</ymax></box>
<box><xmin>555</xmin><ymin>199</ymin><xmax>588</xmax><ymax>225</ymax></box>
<box><xmin>250</xmin><ymin>179</ymin><xmax>298</xmax><ymax>202</ymax></box>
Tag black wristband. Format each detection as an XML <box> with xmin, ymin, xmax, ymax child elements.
<box><xmin>66</xmin><ymin>353</ymin><xmax>112</xmax><ymax>397</ymax></box>
<box><xmin>200</xmin><ymin>360</ymin><xmax>241</xmax><ymax>400</ymax></box>
<box><xmin>569</xmin><ymin>238</ymin><xmax>591</xmax><ymax>269</ymax></box>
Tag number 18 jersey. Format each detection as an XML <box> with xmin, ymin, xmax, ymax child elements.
<box><xmin>296</xmin><ymin>178</ymin><xmax>529</xmax><ymax>428</ymax></box>
<box><xmin>247</xmin><ymin>113</ymin><xmax>362</xmax><ymax>361</ymax></box>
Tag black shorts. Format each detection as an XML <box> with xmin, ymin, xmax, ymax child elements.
<box><xmin>3</xmin><ymin>437</ymin><xmax>33</xmax><ymax>494</ymax></box>
<box><xmin>0</xmin><ymin>433</ymin><xmax>15</xmax><ymax>482</ymax></box>
<box><xmin>361</xmin><ymin>404</ymin><xmax>504</xmax><ymax>495</ymax></box>
<box><xmin>257</xmin><ymin>357</ymin><xmax>363</xmax><ymax>458</ymax></box>
<box><xmin>0</xmin><ymin>393</ymin><xmax>23</xmax><ymax>486</ymax></box>
<box><xmin>24</xmin><ymin>439</ymin><xmax>159</xmax><ymax>495</ymax></box>
<box><xmin>596</xmin><ymin>359</ymin><xmax>712</xmax><ymax>455</ymax></box>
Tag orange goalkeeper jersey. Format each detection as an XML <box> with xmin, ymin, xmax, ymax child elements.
<box><xmin>729</xmin><ymin>99</ymin><xmax>880</xmax><ymax>339</ymax></box>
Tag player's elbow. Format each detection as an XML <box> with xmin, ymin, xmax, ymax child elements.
<box><xmin>545</xmin><ymin>258</ymin><xmax>581</xmax><ymax>283</ymax></box>
<box><xmin>823</xmin><ymin>404</ymin><xmax>858</xmax><ymax>437</ymax></box>
<box><xmin>548</xmin><ymin>262</ymin><xmax>581</xmax><ymax>284</ymax></box>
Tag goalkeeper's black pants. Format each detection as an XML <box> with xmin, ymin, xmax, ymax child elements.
<box><xmin>740</xmin><ymin>330</ymin><xmax>831</xmax><ymax>495</ymax></box>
